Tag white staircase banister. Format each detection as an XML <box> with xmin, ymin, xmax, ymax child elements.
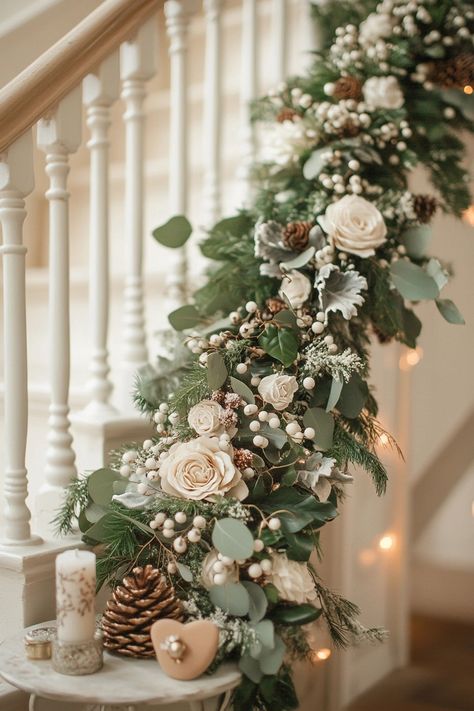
<box><xmin>0</xmin><ymin>0</ymin><xmax>160</xmax><ymax>155</ymax></box>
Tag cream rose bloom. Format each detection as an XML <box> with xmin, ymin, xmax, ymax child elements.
<box><xmin>362</xmin><ymin>76</ymin><xmax>404</xmax><ymax>110</ymax></box>
<box><xmin>200</xmin><ymin>549</ymin><xmax>239</xmax><ymax>590</ymax></box>
<box><xmin>188</xmin><ymin>399</ymin><xmax>225</xmax><ymax>437</ymax></box>
<box><xmin>318</xmin><ymin>195</ymin><xmax>387</xmax><ymax>258</ymax></box>
<box><xmin>279</xmin><ymin>270</ymin><xmax>312</xmax><ymax>308</ymax></box>
<box><xmin>159</xmin><ymin>436</ymin><xmax>248</xmax><ymax>501</ymax></box>
<box><xmin>258</xmin><ymin>373</ymin><xmax>298</xmax><ymax>411</ymax></box>
<box><xmin>359</xmin><ymin>12</ymin><xmax>393</xmax><ymax>45</ymax></box>
<box><xmin>269</xmin><ymin>553</ymin><xmax>317</xmax><ymax>604</ymax></box>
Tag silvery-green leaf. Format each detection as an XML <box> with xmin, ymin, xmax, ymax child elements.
<box><xmin>302</xmin><ymin>408</ymin><xmax>334</xmax><ymax>450</ymax></box>
<box><xmin>435</xmin><ymin>298</ymin><xmax>465</xmax><ymax>325</ymax></box>
<box><xmin>207</xmin><ymin>351</ymin><xmax>228</xmax><ymax>390</ymax></box>
<box><xmin>212</xmin><ymin>517</ymin><xmax>254</xmax><ymax>559</ymax></box>
<box><xmin>353</xmin><ymin>146</ymin><xmax>383</xmax><ymax>165</ymax></box>
<box><xmin>230</xmin><ymin>376</ymin><xmax>255</xmax><ymax>404</ymax></box>
<box><xmin>254</xmin><ymin>220</ymin><xmax>294</xmax><ymax>264</ymax></box>
<box><xmin>297</xmin><ymin>453</ymin><xmax>336</xmax><ymax>494</ymax></box>
<box><xmin>390</xmin><ymin>260</ymin><xmax>439</xmax><ymax>300</ymax></box>
<box><xmin>176</xmin><ymin>562</ymin><xmax>193</xmax><ymax>582</ymax></box>
<box><xmin>426</xmin><ymin>258</ymin><xmax>448</xmax><ymax>291</ymax></box>
<box><xmin>326</xmin><ymin>376</ymin><xmax>343</xmax><ymax>412</ymax></box>
<box><xmin>315</xmin><ymin>264</ymin><xmax>367</xmax><ymax>320</ymax></box>
<box><xmin>152</xmin><ymin>215</ymin><xmax>192</xmax><ymax>248</ymax></box>
<box><xmin>239</xmin><ymin>654</ymin><xmax>263</xmax><ymax>683</ymax></box>
<box><xmin>401</xmin><ymin>225</ymin><xmax>431</xmax><ymax>259</ymax></box>
<box><xmin>258</xmin><ymin>634</ymin><xmax>286</xmax><ymax>675</ymax></box>
<box><xmin>168</xmin><ymin>304</ymin><xmax>202</xmax><ymax>331</ymax></box>
<box><xmin>253</xmin><ymin>619</ymin><xmax>275</xmax><ymax>649</ymax></box>
<box><xmin>242</xmin><ymin>582</ymin><xmax>268</xmax><ymax>623</ymax></box>
<box><xmin>112</xmin><ymin>492</ymin><xmax>153</xmax><ymax>509</ymax></box>
<box><xmin>303</xmin><ymin>147</ymin><xmax>329</xmax><ymax>180</ymax></box>
<box><xmin>209</xmin><ymin>582</ymin><xmax>250</xmax><ymax>617</ymax></box>
<box><xmin>280</xmin><ymin>246</ymin><xmax>315</xmax><ymax>270</ymax></box>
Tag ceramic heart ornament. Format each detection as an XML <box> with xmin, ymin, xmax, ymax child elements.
<box><xmin>151</xmin><ymin>619</ymin><xmax>219</xmax><ymax>680</ymax></box>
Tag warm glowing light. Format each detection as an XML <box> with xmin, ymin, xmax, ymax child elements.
<box><xmin>313</xmin><ymin>648</ymin><xmax>332</xmax><ymax>661</ymax></box>
<box><xmin>464</xmin><ymin>85</ymin><xmax>473</xmax><ymax>95</ymax></box>
<box><xmin>379</xmin><ymin>433</ymin><xmax>389</xmax><ymax>447</ymax></box>
<box><xmin>399</xmin><ymin>346</ymin><xmax>423</xmax><ymax>371</ymax></box>
<box><xmin>359</xmin><ymin>549</ymin><xmax>377</xmax><ymax>567</ymax></box>
<box><xmin>379</xmin><ymin>534</ymin><xmax>395</xmax><ymax>551</ymax></box>
<box><xmin>463</xmin><ymin>205</ymin><xmax>474</xmax><ymax>226</ymax></box>
<box><xmin>471</xmin><ymin>501</ymin><xmax>474</xmax><ymax>517</ymax></box>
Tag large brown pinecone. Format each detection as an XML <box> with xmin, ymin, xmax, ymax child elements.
<box><xmin>333</xmin><ymin>76</ymin><xmax>363</xmax><ymax>101</ymax></box>
<box><xmin>276</xmin><ymin>107</ymin><xmax>298</xmax><ymax>123</ymax></box>
<box><xmin>428</xmin><ymin>53</ymin><xmax>474</xmax><ymax>89</ymax></box>
<box><xmin>102</xmin><ymin>565</ymin><xmax>184</xmax><ymax>658</ymax></box>
<box><xmin>282</xmin><ymin>221</ymin><xmax>313</xmax><ymax>251</ymax></box>
<box><xmin>413</xmin><ymin>194</ymin><xmax>438</xmax><ymax>224</ymax></box>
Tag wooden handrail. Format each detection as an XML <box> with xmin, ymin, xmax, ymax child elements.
<box><xmin>0</xmin><ymin>0</ymin><xmax>160</xmax><ymax>154</ymax></box>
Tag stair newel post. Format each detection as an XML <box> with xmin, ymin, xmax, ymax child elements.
<box><xmin>0</xmin><ymin>131</ymin><xmax>40</xmax><ymax>545</ymax></box>
<box><xmin>119</xmin><ymin>19</ymin><xmax>157</xmax><ymax>412</ymax></box>
<box><xmin>238</xmin><ymin>0</ymin><xmax>258</xmax><ymax>205</ymax></box>
<box><xmin>82</xmin><ymin>53</ymin><xmax>121</xmax><ymax>419</ymax></box>
<box><xmin>164</xmin><ymin>0</ymin><xmax>196</xmax><ymax>312</ymax></box>
<box><xmin>272</xmin><ymin>0</ymin><xmax>287</xmax><ymax>83</ymax></box>
<box><xmin>35</xmin><ymin>89</ymin><xmax>82</xmax><ymax>536</ymax></box>
<box><xmin>203</xmin><ymin>0</ymin><xmax>222</xmax><ymax>228</ymax></box>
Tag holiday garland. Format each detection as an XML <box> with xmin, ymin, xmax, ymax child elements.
<box><xmin>58</xmin><ymin>1</ymin><xmax>473</xmax><ymax>709</ymax></box>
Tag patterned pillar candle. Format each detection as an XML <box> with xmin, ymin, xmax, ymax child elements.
<box><xmin>56</xmin><ymin>549</ymin><xmax>96</xmax><ymax>643</ymax></box>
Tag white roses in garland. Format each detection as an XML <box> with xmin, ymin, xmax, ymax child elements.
<box><xmin>159</xmin><ymin>436</ymin><xmax>248</xmax><ymax>501</ymax></box>
<box><xmin>258</xmin><ymin>374</ymin><xmax>298</xmax><ymax>411</ymax></box>
<box><xmin>318</xmin><ymin>195</ymin><xmax>387</xmax><ymax>258</ymax></box>
<box><xmin>279</xmin><ymin>270</ymin><xmax>312</xmax><ymax>308</ymax></box>
<box><xmin>362</xmin><ymin>76</ymin><xmax>404</xmax><ymax>110</ymax></box>
<box><xmin>269</xmin><ymin>553</ymin><xmax>317</xmax><ymax>604</ymax></box>
<box><xmin>188</xmin><ymin>399</ymin><xmax>226</xmax><ymax>437</ymax></box>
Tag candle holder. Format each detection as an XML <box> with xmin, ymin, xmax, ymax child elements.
<box><xmin>52</xmin><ymin>631</ymin><xmax>103</xmax><ymax>675</ymax></box>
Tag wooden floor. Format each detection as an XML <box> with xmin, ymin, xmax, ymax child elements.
<box><xmin>346</xmin><ymin>615</ymin><xmax>474</xmax><ymax>711</ymax></box>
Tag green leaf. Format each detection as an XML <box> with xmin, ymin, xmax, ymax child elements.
<box><xmin>253</xmin><ymin>619</ymin><xmax>275</xmax><ymax>649</ymax></box>
<box><xmin>264</xmin><ymin>584</ymin><xmax>280</xmax><ymax>605</ymax></box>
<box><xmin>211</xmin><ymin>214</ymin><xmax>252</xmax><ymax>238</ymax></box>
<box><xmin>272</xmin><ymin>604</ymin><xmax>322</xmax><ymax>625</ymax></box>
<box><xmin>112</xmin><ymin>479</ymin><xmax>128</xmax><ymax>496</ymax></box>
<box><xmin>436</xmin><ymin>298</ymin><xmax>465</xmax><ymax>324</ymax></box>
<box><xmin>242</xmin><ymin>582</ymin><xmax>268</xmax><ymax>623</ymax></box>
<box><xmin>78</xmin><ymin>508</ymin><xmax>92</xmax><ymax>533</ymax></box>
<box><xmin>230</xmin><ymin>376</ymin><xmax>255</xmax><ymax>404</ymax></box>
<box><xmin>209</xmin><ymin>582</ymin><xmax>250</xmax><ymax>616</ymax></box>
<box><xmin>212</xmin><ymin>517</ymin><xmax>255</xmax><ymax>559</ymax></box>
<box><xmin>390</xmin><ymin>261</ymin><xmax>439</xmax><ymax>300</ymax></box>
<box><xmin>87</xmin><ymin>468</ymin><xmax>121</xmax><ymax>506</ymax></box>
<box><xmin>280</xmin><ymin>246</ymin><xmax>315</xmax><ymax>270</ymax></box>
<box><xmin>261</xmin><ymin>487</ymin><xmax>337</xmax><ymax>529</ymax></box>
<box><xmin>206</xmin><ymin>351</ymin><xmax>228</xmax><ymax>390</ymax></box>
<box><xmin>152</xmin><ymin>215</ymin><xmax>192</xmax><ymax>248</ymax></box>
<box><xmin>353</xmin><ymin>146</ymin><xmax>383</xmax><ymax>165</ymax></box>
<box><xmin>401</xmin><ymin>307</ymin><xmax>422</xmax><ymax>348</ymax></box>
<box><xmin>426</xmin><ymin>258</ymin><xmax>448</xmax><ymax>291</ymax></box>
<box><xmin>302</xmin><ymin>408</ymin><xmax>334</xmax><ymax>450</ymax></box>
<box><xmin>82</xmin><ymin>512</ymin><xmax>115</xmax><ymax>543</ymax></box>
<box><xmin>176</xmin><ymin>562</ymin><xmax>193</xmax><ymax>582</ymax></box>
<box><xmin>337</xmin><ymin>374</ymin><xmax>368</xmax><ymax>419</ymax></box>
<box><xmin>303</xmin><ymin>148</ymin><xmax>329</xmax><ymax>180</ymax></box>
<box><xmin>273</xmin><ymin>309</ymin><xmax>298</xmax><ymax>329</ymax></box>
<box><xmin>168</xmin><ymin>304</ymin><xmax>202</xmax><ymax>331</ymax></box>
<box><xmin>401</xmin><ymin>225</ymin><xmax>431</xmax><ymax>259</ymax></box>
<box><xmin>84</xmin><ymin>503</ymin><xmax>107</xmax><ymax>524</ymax></box>
<box><xmin>326</xmin><ymin>376</ymin><xmax>343</xmax><ymax>412</ymax></box>
<box><xmin>285</xmin><ymin>531</ymin><xmax>314</xmax><ymax>561</ymax></box>
<box><xmin>258</xmin><ymin>634</ymin><xmax>286</xmax><ymax>675</ymax></box>
<box><xmin>239</xmin><ymin>655</ymin><xmax>263</xmax><ymax>684</ymax></box>
<box><xmin>260</xmin><ymin>425</ymin><xmax>288</xmax><ymax>450</ymax></box>
<box><xmin>258</xmin><ymin>325</ymin><xmax>298</xmax><ymax>367</ymax></box>
<box><xmin>425</xmin><ymin>44</ymin><xmax>445</xmax><ymax>58</ymax></box>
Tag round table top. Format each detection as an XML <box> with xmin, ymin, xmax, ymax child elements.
<box><xmin>0</xmin><ymin>623</ymin><xmax>241</xmax><ymax>706</ymax></box>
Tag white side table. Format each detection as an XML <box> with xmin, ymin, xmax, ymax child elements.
<box><xmin>0</xmin><ymin>624</ymin><xmax>241</xmax><ymax>711</ymax></box>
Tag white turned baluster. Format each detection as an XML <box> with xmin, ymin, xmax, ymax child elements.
<box><xmin>119</xmin><ymin>19</ymin><xmax>157</xmax><ymax>412</ymax></box>
<box><xmin>82</xmin><ymin>53</ymin><xmax>120</xmax><ymax>419</ymax></box>
<box><xmin>272</xmin><ymin>0</ymin><xmax>287</xmax><ymax>83</ymax></box>
<box><xmin>0</xmin><ymin>131</ymin><xmax>39</xmax><ymax>545</ymax></box>
<box><xmin>35</xmin><ymin>89</ymin><xmax>82</xmax><ymax>535</ymax></box>
<box><xmin>238</xmin><ymin>0</ymin><xmax>257</xmax><ymax>205</ymax></box>
<box><xmin>164</xmin><ymin>0</ymin><xmax>197</xmax><ymax>312</ymax></box>
<box><xmin>202</xmin><ymin>0</ymin><xmax>222</xmax><ymax>227</ymax></box>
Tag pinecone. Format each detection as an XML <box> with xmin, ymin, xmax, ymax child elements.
<box><xmin>282</xmin><ymin>221</ymin><xmax>313</xmax><ymax>251</ymax></box>
<box><xmin>428</xmin><ymin>53</ymin><xmax>474</xmax><ymax>89</ymax></box>
<box><xmin>102</xmin><ymin>565</ymin><xmax>184</xmax><ymax>658</ymax></box>
<box><xmin>413</xmin><ymin>194</ymin><xmax>438</xmax><ymax>224</ymax></box>
<box><xmin>333</xmin><ymin>76</ymin><xmax>363</xmax><ymax>101</ymax></box>
<box><xmin>266</xmin><ymin>297</ymin><xmax>286</xmax><ymax>314</ymax></box>
<box><xmin>276</xmin><ymin>107</ymin><xmax>298</xmax><ymax>123</ymax></box>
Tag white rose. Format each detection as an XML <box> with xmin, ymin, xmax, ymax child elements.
<box><xmin>200</xmin><ymin>549</ymin><xmax>239</xmax><ymax>590</ymax></box>
<box><xmin>362</xmin><ymin>76</ymin><xmax>404</xmax><ymax>110</ymax></box>
<box><xmin>269</xmin><ymin>553</ymin><xmax>317</xmax><ymax>604</ymax></box>
<box><xmin>359</xmin><ymin>12</ymin><xmax>393</xmax><ymax>45</ymax></box>
<box><xmin>258</xmin><ymin>373</ymin><xmax>298</xmax><ymax>411</ymax></box>
<box><xmin>279</xmin><ymin>270</ymin><xmax>312</xmax><ymax>308</ymax></box>
<box><xmin>188</xmin><ymin>399</ymin><xmax>225</xmax><ymax>437</ymax></box>
<box><xmin>318</xmin><ymin>195</ymin><xmax>387</xmax><ymax>258</ymax></box>
<box><xmin>261</xmin><ymin>119</ymin><xmax>316</xmax><ymax>167</ymax></box>
<box><xmin>159</xmin><ymin>436</ymin><xmax>248</xmax><ymax>501</ymax></box>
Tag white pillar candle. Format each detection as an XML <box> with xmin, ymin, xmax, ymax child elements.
<box><xmin>56</xmin><ymin>549</ymin><xmax>96</xmax><ymax>643</ymax></box>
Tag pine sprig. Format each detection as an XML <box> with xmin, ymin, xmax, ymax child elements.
<box><xmin>52</xmin><ymin>478</ymin><xmax>89</xmax><ymax>536</ymax></box>
<box><xmin>330</xmin><ymin>421</ymin><xmax>388</xmax><ymax>495</ymax></box>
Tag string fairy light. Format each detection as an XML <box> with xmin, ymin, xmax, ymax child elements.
<box><xmin>463</xmin><ymin>85</ymin><xmax>473</xmax><ymax>95</ymax></box>
<box><xmin>463</xmin><ymin>205</ymin><xmax>474</xmax><ymax>226</ymax></box>
<box><xmin>399</xmin><ymin>346</ymin><xmax>423</xmax><ymax>371</ymax></box>
<box><xmin>311</xmin><ymin>648</ymin><xmax>332</xmax><ymax>662</ymax></box>
<box><xmin>378</xmin><ymin>533</ymin><xmax>395</xmax><ymax>551</ymax></box>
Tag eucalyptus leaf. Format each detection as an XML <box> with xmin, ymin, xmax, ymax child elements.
<box><xmin>230</xmin><ymin>376</ymin><xmax>255</xmax><ymax>404</ymax></box>
<box><xmin>209</xmin><ymin>582</ymin><xmax>250</xmax><ymax>617</ymax></box>
<box><xmin>401</xmin><ymin>225</ymin><xmax>431</xmax><ymax>259</ymax></box>
<box><xmin>82</xmin><ymin>512</ymin><xmax>115</xmax><ymax>543</ymax></box>
<box><xmin>390</xmin><ymin>260</ymin><xmax>439</xmax><ymax>301</ymax></box>
<box><xmin>239</xmin><ymin>654</ymin><xmax>263</xmax><ymax>684</ymax></box>
<box><xmin>426</xmin><ymin>258</ymin><xmax>448</xmax><ymax>291</ymax></box>
<box><xmin>338</xmin><ymin>374</ymin><xmax>368</xmax><ymax>419</ymax></box>
<box><xmin>436</xmin><ymin>298</ymin><xmax>465</xmax><ymax>325</ymax></box>
<box><xmin>242</xmin><ymin>582</ymin><xmax>268</xmax><ymax>623</ymax></box>
<box><xmin>176</xmin><ymin>562</ymin><xmax>193</xmax><ymax>582</ymax></box>
<box><xmin>303</xmin><ymin>148</ymin><xmax>328</xmax><ymax>180</ymax></box>
<box><xmin>326</xmin><ymin>376</ymin><xmax>343</xmax><ymax>412</ymax></box>
<box><xmin>88</xmin><ymin>468</ymin><xmax>121</xmax><ymax>506</ymax></box>
<box><xmin>302</xmin><ymin>408</ymin><xmax>334</xmax><ymax>450</ymax></box>
<box><xmin>152</xmin><ymin>215</ymin><xmax>192</xmax><ymax>248</ymax></box>
<box><xmin>168</xmin><ymin>304</ymin><xmax>202</xmax><ymax>331</ymax></box>
<box><xmin>253</xmin><ymin>619</ymin><xmax>275</xmax><ymax>649</ymax></box>
<box><xmin>258</xmin><ymin>635</ymin><xmax>286</xmax><ymax>675</ymax></box>
<box><xmin>271</xmin><ymin>603</ymin><xmax>322</xmax><ymax>625</ymax></box>
<box><xmin>207</xmin><ymin>351</ymin><xmax>228</xmax><ymax>390</ymax></box>
<box><xmin>212</xmin><ymin>517</ymin><xmax>255</xmax><ymax>559</ymax></box>
<box><xmin>258</xmin><ymin>325</ymin><xmax>299</xmax><ymax>367</ymax></box>
<box><xmin>280</xmin><ymin>246</ymin><xmax>315</xmax><ymax>270</ymax></box>
<box><xmin>260</xmin><ymin>425</ymin><xmax>288</xmax><ymax>450</ymax></box>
